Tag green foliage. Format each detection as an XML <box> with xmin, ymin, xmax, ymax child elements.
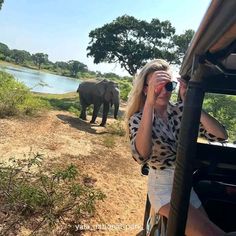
<box><xmin>0</xmin><ymin>0</ymin><xmax>4</xmax><ymax>10</ymax></box>
<box><xmin>87</xmin><ymin>15</ymin><xmax>194</xmax><ymax>75</ymax></box>
<box><xmin>0</xmin><ymin>42</ymin><xmax>10</xmax><ymax>60</ymax></box>
<box><xmin>106</xmin><ymin>119</ymin><xmax>126</xmax><ymax>136</ymax></box>
<box><xmin>0</xmin><ymin>71</ymin><xmax>50</xmax><ymax>117</ymax></box>
<box><xmin>170</xmin><ymin>91</ymin><xmax>178</xmax><ymax>103</ymax></box>
<box><xmin>107</xmin><ymin>76</ymin><xmax>133</xmax><ymax>101</ymax></box>
<box><xmin>19</xmin><ymin>95</ymin><xmax>50</xmax><ymax>115</ymax></box>
<box><xmin>203</xmin><ymin>93</ymin><xmax>236</xmax><ymax>142</ymax></box>
<box><xmin>85</xmin><ymin>104</ymin><xmax>94</xmax><ymax>115</ymax></box>
<box><xmin>68</xmin><ymin>105</ymin><xmax>81</xmax><ymax>116</ymax></box>
<box><xmin>172</xmin><ymin>29</ymin><xmax>195</xmax><ymax>64</ymax></box>
<box><xmin>32</xmin><ymin>53</ymin><xmax>49</xmax><ymax>69</ymax></box>
<box><xmin>80</xmin><ymin>71</ymin><xmax>97</xmax><ymax>79</ymax></box>
<box><xmin>68</xmin><ymin>60</ymin><xmax>88</xmax><ymax>77</ymax></box>
<box><xmin>102</xmin><ymin>120</ymin><xmax>125</xmax><ymax>148</ymax></box>
<box><xmin>37</xmin><ymin>92</ymin><xmax>80</xmax><ymax>112</ymax></box>
<box><xmin>0</xmin><ymin>153</ymin><xmax>106</xmax><ymax>234</ymax></box>
<box><xmin>118</xmin><ymin>79</ymin><xmax>132</xmax><ymax>101</ymax></box>
<box><xmin>10</xmin><ymin>49</ymin><xmax>31</xmax><ymax>64</ymax></box>
<box><xmin>102</xmin><ymin>134</ymin><xmax>116</xmax><ymax>148</ymax></box>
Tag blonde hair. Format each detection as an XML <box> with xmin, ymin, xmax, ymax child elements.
<box><xmin>124</xmin><ymin>59</ymin><xmax>170</xmax><ymax>132</ymax></box>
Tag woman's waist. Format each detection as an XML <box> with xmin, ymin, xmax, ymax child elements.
<box><xmin>148</xmin><ymin>167</ymin><xmax>175</xmax><ymax>186</ymax></box>
<box><xmin>149</xmin><ymin>166</ymin><xmax>175</xmax><ymax>176</ymax></box>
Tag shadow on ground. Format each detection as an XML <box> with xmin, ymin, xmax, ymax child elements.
<box><xmin>57</xmin><ymin>114</ymin><xmax>108</xmax><ymax>135</ymax></box>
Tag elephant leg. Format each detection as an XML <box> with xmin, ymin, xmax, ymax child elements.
<box><xmin>79</xmin><ymin>95</ymin><xmax>88</xmax><ymax>120</ymax></box>
<box><xmin>100</xmin><ymin>102</ymin><xmax>109</xmax><ymax>126</ymax></box>
<box><xmin>80</xmin><ymin>105</ymin><xmax>87</xmax><ymax>120</ymax></box>
<box><xmin>90</xmin><ymin>103</ymin><xmax>101</xmax><ymax>124</ymax></box>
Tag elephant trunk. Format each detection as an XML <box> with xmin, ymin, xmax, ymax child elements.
<box><xmin>114</xmin><ymin>102</ymin><xmax>119</xmax><ymax>119</ymax></box>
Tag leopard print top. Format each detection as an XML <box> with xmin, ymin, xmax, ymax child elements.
<box><xmin>128</xmin><ymin>102</ymin><xmax>225</xmax><ymax>170</ymax></box>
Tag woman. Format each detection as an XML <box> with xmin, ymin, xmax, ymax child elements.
<box><xmin>125</xmin><ymin>59</ymin><xmax>228</xmax><ymax>236</ymax></box>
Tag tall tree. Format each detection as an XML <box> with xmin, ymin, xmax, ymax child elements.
<box><xmin>87</xmin><ymin>15</ymin><xmax>176</xmax><ymax>76</ymax></box>
<box><xmin>172</xmin><ymin>29</ymin><xmax>195</xmax><ymax>64</ymax></box>
<box><xmin>68</xmin><ymin>60</ymin><xmax>88</xmax><ymax>77</ymax></box>
<box><xmin>87</xmin><ymin>15</ymin><xmax>194</xmax><ymax>76</ymax></box>
<box><xmin>32</xmin><ymin>53</ymin><xmax>48</xmax><ymax>69</ymax></box>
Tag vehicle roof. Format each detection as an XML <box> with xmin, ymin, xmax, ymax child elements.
<box><xmin>179</xmin><ymin>0</ymin><xmax>236</xmax><ymax>95</ymax></box>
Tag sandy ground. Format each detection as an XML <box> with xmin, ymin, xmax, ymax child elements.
<box><xmin>0</xmin><ymin>109</ymin><xmax>147</xmax><ymax>236</ymax></box>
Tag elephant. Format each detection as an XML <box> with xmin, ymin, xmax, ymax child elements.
<box><xmin>77</xmin><ymin>79</ymin><xmax>120</xmax><ymax>126</ymax></box>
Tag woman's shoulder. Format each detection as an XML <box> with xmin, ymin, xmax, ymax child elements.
<box><xmin>129</xmin><ymin>111</ymin><xmax>143</xmax><ymax>123</ymax></box>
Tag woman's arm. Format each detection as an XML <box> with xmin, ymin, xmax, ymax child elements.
<box><xmin>178</xmin><ymin>80</ymin><xmax>228</xmax><ymax>140</ymax></box>
<box><xmin>200</xmin><ymin>109</ymin><xmax>228</xmax><ymax>140</ymax></box>
<box><xmin>135</xmin><ymin>102</ymin><xmax>154</xmax><ymax>160</ymax></box>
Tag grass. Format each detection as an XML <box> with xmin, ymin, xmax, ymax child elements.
<box><xmin>33</xmin><ymin>92</ymin><xmax>81</xmax><ymax>113</ymax></box>
<box><xmin>106</xmin><ymin>119</ymin><xmax>126</xmax><ymax>136</ymax></box>
<box><xmin>103</xmin><ymin>135</ymin><xmax>116</xmax><ymax>148</ymax></box>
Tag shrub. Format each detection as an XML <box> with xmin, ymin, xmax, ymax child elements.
<box><xmin>118</xmin><ymin>80</ymin><xmax>132</xmax><ymax>101</ymax></box>
<box><xmin>0</xmin><ymin>153</ymin><xmax>106</xmax><ymax>235</ymax></box>
<box><xmin>68</xmin><ymin>105</ymin><xmax>81</xmax><ymax>116</ymax></box>
<box><xmin>106</xmin><ymin>119</ymin><xmax>126</xmax><ymax>136</ymax></box>
<box><xmin>0</xmin><ymin>71</ymin><xmax>49</xmax><ymax>117</ymax></box>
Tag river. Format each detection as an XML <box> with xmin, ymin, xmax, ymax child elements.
<box><xmin>0</xmin><ymin>65</ymin><xmax>80</xmax><ymax>94</ymax></box>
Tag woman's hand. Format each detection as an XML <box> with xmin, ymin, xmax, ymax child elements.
<box><xmin>145</xmin><ymin>71</ymin><xmax>171</xmax><ymax>106</ymax></box>
<box><xmin>179</xmin><ymin>80</ymin><xmax>187</xmax><ymax>102</ymax></box>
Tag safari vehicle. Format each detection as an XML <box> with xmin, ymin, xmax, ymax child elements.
<box><xmin>139</xmin><ymin>0</ymin><xmax>236</xmax><ymax>235</ymax></box>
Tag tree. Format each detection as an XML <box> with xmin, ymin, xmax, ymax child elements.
<box><xmin>87</xmin><ymin>15</ymin><xmax>177</xmax><ymax>76</ymax></box>
<box><xmin>32</xmin><ymin>53</ymin><xmax>48</xmax><ymax>69</ymax></box>
<box><xmin>68</xmin><ymin>60</ymin><xmax>88</xmax><ymax>77</ymax></box>
<box><xmin>0</xmin><ymin>42</ymin><xmax>10</xmax><ymax>60</ymax></box>
<box><xmin>87</xmin><ymin>15</ymin><xmax>193</xmax><ymax>76</ymax></box>
<box><xmin>55</xmin><ymin>61</ymin><xmax>69</xmax><ymax>71</ymax></box>
<box><xmin>172</xmin><ymin>29</ymin><xmax>195</xmax><ymax>64</ymax></box>
<box><xmin>203</xmin><ymin>94</ymin><xmax>236</xmax><ymax>142</ymax></box>
<box><xmin>0</xmin><ymin>0</ymin><xmax>4</xmax><ymax>10</ymax></box>
<box><xmin>10</xmin><ymin>49</ymin><xmax>31</xmax><ymax>64</ymax></box>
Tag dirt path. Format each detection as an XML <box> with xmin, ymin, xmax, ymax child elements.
<box><xmin>0</xmin><ymin>110</ymin><xmax>147</xmax><ymax>236</ymax></box>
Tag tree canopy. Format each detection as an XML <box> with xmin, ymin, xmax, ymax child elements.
<box><xmin>203</xmin><ymin>94</ymin><xmax>236</xmax><ymax>142</ymax></box>
<box><xmin>0</xmin><ymin>0</ymin><xmax>4</xmax><ymax>10</ymax></box>
<box><xmin>0</xmin><ymin>42</ymin><xmax>10</xmax><ymax>60</ymax></box>
<box><xmin>32</xmin><ymin>53</ymin><xmax>48</xmax><ymax>69</ymax></box>
<box><xmin>68</xmin><ymin>60</ymin><xmax>88</xmax><ymax>77</ymax></box>
<box><xmin>11</xmin><ymin>49</ymin><xmax>31</xmax><ymax>64</ymax></box>
<box><xmin>87</xmin><ymin>15</ymin><xmax>194</xmax><ymax>75</ymax></box>
<box><xmin>172</xmin><ymin>29</ymin><xmax>194</xmax><ymax>65</ymax></box>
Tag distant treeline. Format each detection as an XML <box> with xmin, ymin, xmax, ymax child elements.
<box><xmin>0</xmin><ymin>42</ymin><xmax>131</xmax><ymax>81</ymax></box>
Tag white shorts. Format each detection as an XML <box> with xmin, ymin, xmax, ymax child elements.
<box><xmin>147</xmin><ymin>168</ymin><xmax>201</xmax><ymax>213</ymax></box>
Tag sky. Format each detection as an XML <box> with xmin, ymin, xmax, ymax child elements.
<box><xmin>0</xmin><ymin>0</ymin><xmax>211</xmax><ymax>76</ymax></box>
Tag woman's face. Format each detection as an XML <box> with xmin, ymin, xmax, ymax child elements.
<box><xmin>145</xmin><ymin>71</ymin><xmax>172</xmax><ymax>106</ymax></box>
